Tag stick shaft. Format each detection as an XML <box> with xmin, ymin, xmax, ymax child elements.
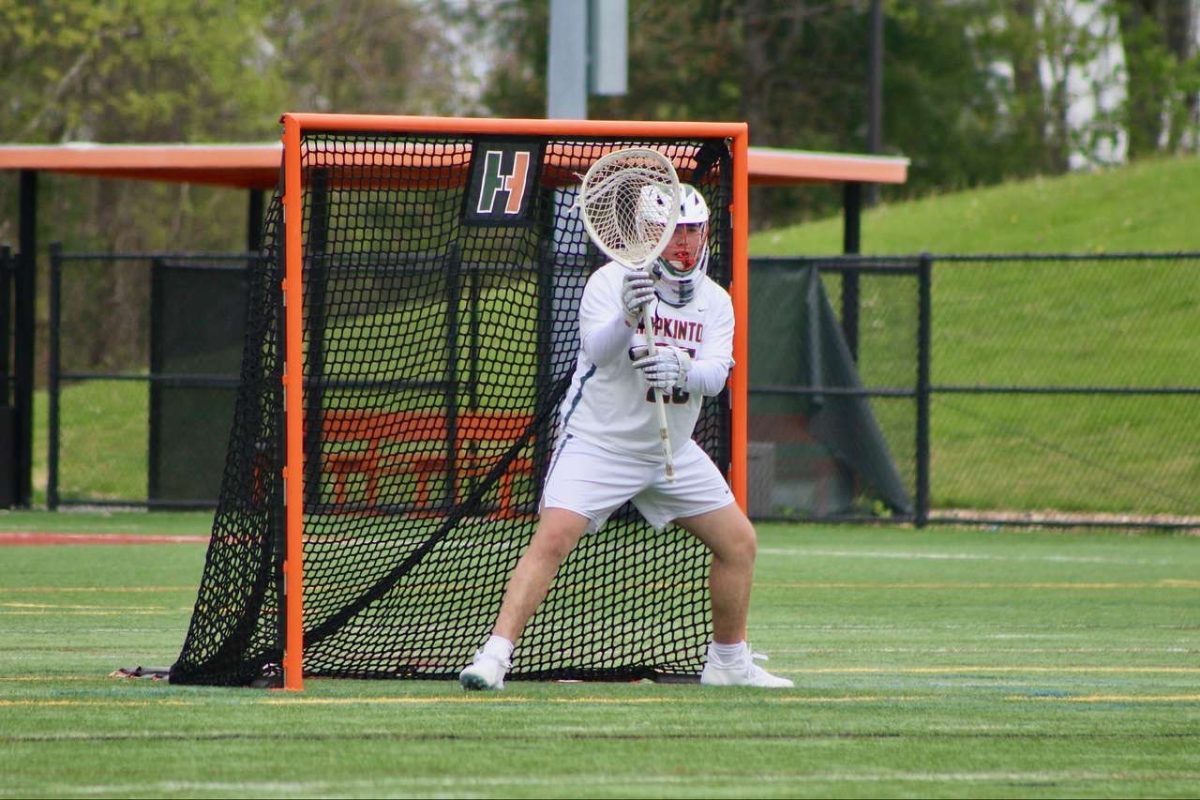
<box><xmin>641</xmin><ymin>304</ymin><xmax>675</xmax><ymax>481</ymax></box>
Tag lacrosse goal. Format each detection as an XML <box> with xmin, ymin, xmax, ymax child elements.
<box><xmin>169</xmin><ymin>114</ymin><xmax>749</xmax><ymax>689</ymax></box>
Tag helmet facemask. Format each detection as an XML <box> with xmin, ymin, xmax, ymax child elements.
<box><xmin>639</xmin><ymin>184</ymin><xmax>711</xmax><ymax>307</ymax></box>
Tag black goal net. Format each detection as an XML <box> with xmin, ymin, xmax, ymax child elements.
<box><xmin>170</xmin><ymin>123</ymin><xmax>736</xmax><ymax>686</ymax></box>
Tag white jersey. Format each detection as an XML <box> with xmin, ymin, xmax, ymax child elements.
<box><xmin>558</xmin><ymin>262</ymin><xmax>735</xmax><ymax>461</ymax></box>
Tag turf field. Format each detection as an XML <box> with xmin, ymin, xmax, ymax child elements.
<box><xmin>0</xmin><ymin>511</ymin><xmax>1197</xmax><ymax>798</ymax></box>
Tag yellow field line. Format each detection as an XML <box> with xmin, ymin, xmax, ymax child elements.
<box><xmin>759</xmin><ymin>580</ymin><xmax>1200</xmax><ymax>590</ymax></box>
<box><xmin>1008</xmin><ymin>694</ymin><xmax>1200</xmax><ymax>703</ymax></box>
<box><xmin>3</xmin><ymin>692</ymin><xmax>1193</xmax><ymax>709</ymax></box>
<box><xmin>775</xmin><ymin>695</ymin><xmax>922</xmax><ymax>703</ymax></box>
<box><xmin>263</xmin><ymin>696</ymin><xmax>682</xmax><ymax>706</ymax></box>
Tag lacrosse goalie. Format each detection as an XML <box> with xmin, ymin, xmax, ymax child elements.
<box><xmin>459</xmin><ymin>183</ymin><xmax>792</xmax><ymax>690</ymax></box>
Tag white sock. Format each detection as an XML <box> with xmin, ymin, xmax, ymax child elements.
<box><xmin>708</xmin><ymin>640</ymin><xmax>748</xmax><ymax>667</ymax></box>
<box><xmin>482</xmin><ymin>634</ymin><xmax>514</xmax><ymax>663</ymax></box>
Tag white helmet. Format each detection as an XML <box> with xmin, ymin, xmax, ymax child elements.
<box><xmin>638</xmin><ymin>183</ymin><xmax>710</xmax><ymax>307</ymax></box>
<box><xmin>637</xmin><ymin>182</ymin><xmax>710</xmax><ymax>226</ymax></box>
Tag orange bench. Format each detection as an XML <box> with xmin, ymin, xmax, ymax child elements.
<box><xmin>319</xmin><ymin>409</ymin><xmax>536</xmax><ymax>518</ymax></box>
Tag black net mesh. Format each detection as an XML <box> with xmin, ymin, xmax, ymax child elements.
<box><xmin>171</xmin><ymin>129</ymin><xmax>734</xmax><ymax>686</ymax></box>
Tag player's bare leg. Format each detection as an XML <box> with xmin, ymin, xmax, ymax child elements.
<box><xmin>677</xmin><ymin>503</ymin><xmax>793</xmax><ymax>688</ymax></box>
<box><xmin>676</xmin><ymin>503</ymin><xmax>756</xmax><ymax>643</ymax></box>
<box><xmin>493</xmin><ymin>507</ymin><xmax>590</xmax><ymax>642</ymax></box>
<box><xmin>460</xmin><ymin>507</ymin><xmax>589</xmax><ymax>690</ymax></box>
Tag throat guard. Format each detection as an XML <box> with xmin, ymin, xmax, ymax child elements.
<box><xmin>653</xmin><ymin>243</ymin><xmax>708</xmax><ymax>307</ymax></box>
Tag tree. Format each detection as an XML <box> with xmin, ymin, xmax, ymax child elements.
<box><xmin>1116</xmin><ymin>0</ymin><xmax>1200</xmax><ymax>158</ymax></box>
<box><xmin>0</xmin><ymin>0</ymin><xmax>475</xmax><ymax>248</ymax></box>
<box><xmin>0</xmin><ymin>0</ymin><xmax>470</xmax><ymax>371</ymax></box>
<box><xmin>471</xmin><ymin>0</ymin><xmax>1104</xmax><ymax>227</ymax></box>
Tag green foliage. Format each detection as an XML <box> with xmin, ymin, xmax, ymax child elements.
<box><xmin>0</xmin><ymin>0</ymin><xmax>284</xmax><ymax>144</ymax></box>
<box><xmin>0</xmin><ymin>0</ymin><xmax>475</xmax><ymax>253</ymax></box>
<box><xmin>1116</xmin><ymin>0</ymin><xmax>1200</xmax><ymax>158</ymax></box>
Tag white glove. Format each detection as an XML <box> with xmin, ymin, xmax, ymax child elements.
<box><xmin>620</xmin><ymin>269</ymin><xmax>656</xmax><ymax>326</ymax></box>
<box><xmin>631</xmin><ymin>345</ymin><xmax>692</xmax><ymax>390</ymax></box>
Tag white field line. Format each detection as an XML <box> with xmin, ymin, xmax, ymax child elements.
<box><xmin>0</xmin><ymin>602</ymin><xmax>185</xmax><ymax>611</ymax></box>
<box><xmin>6</xmin><ymin>682</ymin><xmax>1193</xmax><ymax>710</ymax></box>
<box><xmin>0</xmin><ymin>610</ymin><xmax>180</xmax><ymax>616</ymax></box>
<box><xmin>758</xmin><ymin>547</ymin><xmax>1185</xmax><ymax>566</ymax></box>
<box><xmin>777</xmin><ymin>666</ymin><xmax>1200</xmax><ymax>674</ymax></box>
<box><xmin>0</xmin><ymin>699</ymin><xmax>198</xmax><ymax>707</ymax></box>
<box><xmin>14</xmin><ymin>770</ymin><xmax>1200</xmax><ymax>798</ymax></box>
<box><xmin>0</xmin><ymin>587</ymin><xmax>192</xmax><ymax>593</ymax></box>
<box><xmin>261</xmin><ymin>694</ymin><xmax>918</xmax><ymax>707</ymax></box>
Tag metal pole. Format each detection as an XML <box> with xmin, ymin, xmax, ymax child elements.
<box><xmin>47</xmin><ymin>243</ymin><xmax>62</xmax><ymax>510</ymax></box>
<box><xmin>15</xmin><ymin>170</ymin><xmax>37</xmax><ymax>506</ymax></box>
<box><xmin>915</xmin><ymin>252</ymin><xmax>932</xmax><ymax>527</ymax></box>
<box><xmin>547</xmin><ymin>0</ymin><xmax>588</xmax><ymax>118</ymax></box>
<box><xmin>147</xmin><ymin>257</ymin><xmax>164</xmax><ymax>504</ymax></box>
<box><xmin>0</xmin><ymin>246</ymin><xmax>10</xmax><ymax>406</ymax></box>
<box><xmin>302</xmin><ymin>171</ymin><xmax>329</xmax><ymax>514</ymax></box>
<box><xmin>247</xmin><ymin>189</ymin><xmax>265</xmax><ymax>253</ymax></box>
<box><xmin>841</xmin><ymin>182</ymin><xmax>862</xmax><ymax>361</ymax></box>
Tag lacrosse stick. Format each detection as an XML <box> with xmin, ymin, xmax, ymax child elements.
<box><xmin>576</xmin><ymin>147</ymin><xmax>681</xmax><ymax>480</ymax></box>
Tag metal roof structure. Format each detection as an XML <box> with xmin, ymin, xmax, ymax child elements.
<box><xmin>0</xmin><ymin>142</ymin><xmax>908</xmax><ymax>190</ymax></box>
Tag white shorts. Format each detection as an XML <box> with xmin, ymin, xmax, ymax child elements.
<box><xmin>541</xmin><ymin>435</ymin><xmax>735</xmax><ymax>532</ymax></box>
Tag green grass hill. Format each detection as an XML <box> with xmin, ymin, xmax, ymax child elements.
<box><xmin>751</xmin><ymin>155</ymin><xmax>1200</xmax><ymax>516</ymax></box>
<box><xmin>751</xmin><ymin>154</ymin><xmax>1200</xmax><ymax>255</ymax></box>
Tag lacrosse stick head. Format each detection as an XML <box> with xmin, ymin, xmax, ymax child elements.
<box><xmin>576</xmin><ymin>148</ymin><xmax>681</xmax><ymax>270</ymax></box>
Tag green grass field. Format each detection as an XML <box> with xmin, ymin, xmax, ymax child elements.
<box><xmin>1</xmin><ymin>511</ymin><xmax>1197</xmax><ymax>797</ymax></box>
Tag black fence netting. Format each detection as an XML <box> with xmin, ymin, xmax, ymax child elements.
<box><xmin>747</xmin><ymin>257</ymin><xmax>920</xmax><ymax>521</ymax></box>
<box><xmin>171</xmin><ymin>130</ymin><xmax>735</xmax><ymax>685</ymax></box>
<box><xmin>745</xmin><ymin>252</ymin><xmax>1200</xmax><ymax>529</ymax></box>
<box><xmin>927</xmin><ymin>253</ymin><xmax>1200</xmax><ymax>528</ymax></box>
<box><xmin>47</xmin><ymin>250</ymin><xmax>251</xmax><ymax>509</ymax></box>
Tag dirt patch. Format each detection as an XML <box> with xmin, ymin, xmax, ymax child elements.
<box><xmin>0</xmin><ymin>532</ymin><xmax>209</xmax><ymax>547</ymax></box>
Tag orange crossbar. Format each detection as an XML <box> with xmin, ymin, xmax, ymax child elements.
<box><xmin>283</xmin><ymin>112</ymin><xmax>749</xmax><ymax>140</ymax></box>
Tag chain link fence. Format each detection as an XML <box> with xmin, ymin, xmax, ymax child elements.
<box><xmin>749</xmin><ymin>252</ymin><xmax>1200</xmax><ymax>530</ymax></box>
<box><xmin>47</xmin><ymin>246</ymin><xmax>251</xmax><ymax>508</ymax></box>
<box><xmin>43</xmin><ymin>246</ymin><xmax>1200</xmax><ymax>529</ymax></box>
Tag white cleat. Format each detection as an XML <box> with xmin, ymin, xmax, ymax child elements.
<box><xmin>700</xmin><ymin>649</ymin><xmax>794</xmax><ymax>688</ymax></box>
<box><xmin>459</xmin><ymin>650</ymin><xmax>509</xmax><ymax>691</ymax></box>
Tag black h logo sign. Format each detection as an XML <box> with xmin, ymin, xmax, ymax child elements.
<box><xmin>464</xmin><ymin>140</ymin><xmax>542</xmax><ymax>226</ymax></box>
<box><xmin>477</xmin><ymin>150</ymin><xmax>531</xmax><ymax>215</ymax></box>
